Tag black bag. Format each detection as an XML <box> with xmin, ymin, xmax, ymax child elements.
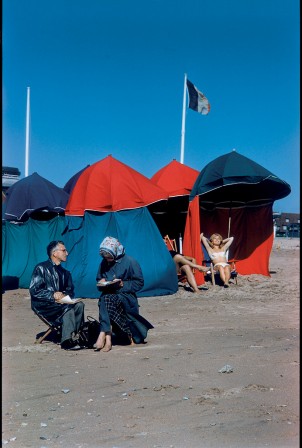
<box><xmin>78</xmin><ymin>316</ymin><xmax>100</xmax><ymax>348</ymax></box>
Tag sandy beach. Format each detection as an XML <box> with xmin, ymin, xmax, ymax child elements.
<box><xmin>2</xmin><ymin>237</ymin><xmax>299</xmax><ymax>448</ymax></box>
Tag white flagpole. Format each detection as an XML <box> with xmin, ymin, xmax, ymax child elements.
<box><xmin>25</xmin><ymin>86</ymin><xmax>30</xmax><ymax>177</ymax></box>
<box><xmin>180</xmin><ymin>73</ymin><xmax>187</xmax><ymax>164</ymax></box>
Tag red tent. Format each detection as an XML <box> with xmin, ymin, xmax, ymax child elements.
<box><xmin>149</xmin><ymin>160</ymin><xmax>199</xmax><ymax>245</ymax></box>
<box><xmin>183</xmin><ymin>196</ymin><xmax>274</xmax><ymax>284</ymax></box>
<box><xmin>150</xmin><ymin>159</ymin><xmax>199</xmax><ymax>197</ymax></box>
<box><xmin>65</xmin><ymin>155</ymin><xmax>168</xmax><ymax>215</ymax></box>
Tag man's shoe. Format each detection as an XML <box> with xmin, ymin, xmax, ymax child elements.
<box><xmin>61</xmin><ymin>339</ymin><xmax>82</xmax><ymax>351</ymax></box>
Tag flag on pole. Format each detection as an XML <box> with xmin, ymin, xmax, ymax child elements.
<box><xmin>186</xmin><ymin>79</ymin><xmax>210</xmax><ymax>115</ymax></box>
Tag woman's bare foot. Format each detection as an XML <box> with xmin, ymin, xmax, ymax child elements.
<box><xmin>102</xmin><ymin>344</ymin><xmax>112</xmax><ymax>352</ymax></box>
<box><xmin>195</xmin><ymin>265</ymin><xmax>210</xmax><ymax>273</ymax></box>
<box><xmin>102</xmin><ymin>334</ymin><xmax>112</xmax><ymax>352</ymax></box>
<box><xmin>129</xmin><ymin>335</ymin><xmax>136</xmax><ymax>346</ymax></box>
<box><xmin>94</xmin><ymin>332</ymin><xmax>106</xmax><ymax>351</ymax></box>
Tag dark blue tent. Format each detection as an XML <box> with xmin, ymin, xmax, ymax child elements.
<box><xmin>63</xmin><ymin>165</ymin><xmax>90</xmax><ymax>194</ymax></box>
<box><xmin>3</xmin><ymin>172</ymin><xmax>69</xmax><ymax>222</ymax></box>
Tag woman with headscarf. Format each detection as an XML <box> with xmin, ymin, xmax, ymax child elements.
<box><xmin>94</xmin><ymin>236</ymin><xmax>153</xmax><ymax>352</ymax></box>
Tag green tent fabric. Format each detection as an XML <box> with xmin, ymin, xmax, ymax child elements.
<box><xmin>63</xmin><ymin>208</ymin><xmax>178</xmax><ymax>298</ymax></box>
<box><xmin>190</xmin><ymin>150</ymin><xmax>291</xmax><ymax>208</ymax></box>
<box><xmin>2</xmin><ymin>216</ymin><xmax>67</xmax><ymax>288</ymax></box>
<box><xmin>2</xmin><ymin>209</ymin><xmax>178</xmax><ymax>297</ymax></box>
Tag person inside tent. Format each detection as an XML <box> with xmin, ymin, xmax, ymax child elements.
<box><xmin>200</xmin><ymin>232</ymin><xmax>234</xmax><ymax>288</ymax></box>
<box><xmin>163</xmin><ymin>236</ymin><xmax>208</xmax><ymax>294</ymax></box>
<box><xmin>94</xmin><ymin>236</ymin><xmax>153</xmax><ymax>352</ymax></box>
<box><xmin>29</xmin><ymin>240</ymin><xmax>85</xmax><ymax>350</ymax></box>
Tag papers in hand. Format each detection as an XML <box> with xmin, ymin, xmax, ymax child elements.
<box><xmin>97</xmin><ymin>279</ymin><xmax>121</xmax><ymax>287</ymax></box>
<box><xmin>60</xmin><ymin>295</ymin><xmax>82</xmax><ymax>304</ymax></box>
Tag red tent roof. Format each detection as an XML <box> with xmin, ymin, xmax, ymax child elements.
<box><xmin>151</xmin><ymin>160</ymin><xmax>199</xmax><ymax>197</ymax></box>
<box><xmin>65</xmin><ymin>155</ymin><xmax>168</xmax><ymax>215</ymax></box>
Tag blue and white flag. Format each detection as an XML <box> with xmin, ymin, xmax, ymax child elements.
<box><xmin>186</xmin><ymin>79</ymin><xmax>210</xmax><ymax>115</ymax></box>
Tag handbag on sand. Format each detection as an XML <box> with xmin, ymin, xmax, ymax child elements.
<box><xmin>78</xmin><ymin>316</ymin><xmax>100</xmax><ymax>348</ymax></box>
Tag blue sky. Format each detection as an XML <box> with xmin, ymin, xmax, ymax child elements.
<box><xmin>3</xmin><ymin>0</ymin><xmax>300</xmax><ymax>213</ymax></box>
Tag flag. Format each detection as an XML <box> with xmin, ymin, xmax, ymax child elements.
<box><xmin>186</xmin><ymin>79</ymin><xmax>210</xmax><ymax>115</ymax></box>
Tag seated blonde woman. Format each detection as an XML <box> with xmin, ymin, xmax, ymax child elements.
<box><xmin>200</xmin><ymin>232</ymin><xmax>234</xmax><ymax>288</ymax></box>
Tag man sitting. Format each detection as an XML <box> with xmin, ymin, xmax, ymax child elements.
<box><xmin>29</xmin><ymin>240</ymin><xmax>85</xmax><ymax>350</ymax></box>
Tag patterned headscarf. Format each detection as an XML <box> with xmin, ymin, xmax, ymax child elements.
<box><xmin>99</xmin><ymin>236</ymin><xmax>125</xmax><ymax>260</ymax></box>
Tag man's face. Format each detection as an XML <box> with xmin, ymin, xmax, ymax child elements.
<box><xmin>53</xmin><ymin>244</ymin><xmax>68</xmax><ymax>262</ymax></box>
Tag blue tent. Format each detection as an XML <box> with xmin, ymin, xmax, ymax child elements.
<box><xmin>2</xmin><ymin>216</ymin><xmax>67</xmax><ymax>288</ymax></box>
<box><xmin>63</xmin><ymin>208</ymin><xmax>178</xmax><ymax>298</ymax></box>
<box><xmin>2</xmin><ymin>212</ymin><xmax>177</xmax><ymax>297</ymax></box>
<box><xmin>63</xmin><ymin>155</ymin><xmax>178</xmax><ymax>297</ymax></box>
<box><xmin>3</xmin><ymin>172</ymin><xmax>69</xmax><ymax>222</ymax></box>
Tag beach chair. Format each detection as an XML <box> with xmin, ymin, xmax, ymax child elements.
<box><xmin>32</xmin><ymin>307</ymin><xmax>62</xmax><ymax>344</ymax></box>
<box><xmin>163</xmin><ymin>235</ymin><xmax>178</xmax><ymax>252</ymax></box>
<box><xmin>208</xmin><ymin>260</ymin><xmax>238</xmax><ymax>286</ymax></box>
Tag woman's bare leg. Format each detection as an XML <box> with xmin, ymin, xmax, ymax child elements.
<box><xmin>180</xmin><ymin>265</ymin><xmax>201</xmax><ymax>293</ymax></box>
<box><xmin>224</xmin><ymin>266</ymin><xmax>231</xmax><ymax>286</ymax></box>
<box><xmin>215</xmin><ymin>266</ymin><xmax>231</xmax><ymax>286</ymax></box>
<box><xmin>173</xmin><ymin>254</ymin><xmax>208</xmax><ymax>272</ymax></box>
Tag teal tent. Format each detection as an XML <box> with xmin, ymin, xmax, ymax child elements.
<box><xmin>2</xmin><ymin>212</ymin><xmax>178</xmax><ymax>297</ymax></box>
<box><xmin>63</xmin><ymin>155</ymin><xmax>178</xmax><ymax>297</ymax></box>
<box><xmin>2</xmin><ymin>156</ymin><xmax>178</xmax><ymax>297</ymax></box>
<box><xmin>2</xmin><ymin>216</ymin><xmax>66</xmax><ymax>288</ymax></box>
<box><xmin>63</xmin><ymin>208</ymin><xmax>177</xmax><ymax>298</ymax></box>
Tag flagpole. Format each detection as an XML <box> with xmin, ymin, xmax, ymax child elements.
<box><xmin>180</xmin><ymin>73</ymin><xmax>187</xmax><ymax>164</ymax></box>
<box><xmin>25</xmin><ymin>87</ymin><xmax>30</xmax><ymax>177</ymax></box>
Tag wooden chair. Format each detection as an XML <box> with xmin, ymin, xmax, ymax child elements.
<box><xmin>32</xmin><ymin>307</ymin><xmax>62</xmax><ymax>344</ymax></box>
<box><xmin>163</xmin><ymin>235</ymin><xmax>178</xmax><ymax>252</ymax></box>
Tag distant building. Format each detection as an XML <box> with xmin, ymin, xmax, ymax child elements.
<box><xmin>2</xmin><ymin>166</ymin><xmax>21</xmax><ymax>193</ymax></box>
<box><xmin>273</xmin><ymin>212</ymin><xmax>300</xmax><ymax>238</ymax></box>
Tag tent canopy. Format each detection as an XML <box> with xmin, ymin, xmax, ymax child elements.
<box><xmin>183</xmin><ymin>151</ymin><xmax>291</xmax><ymax>281</ymax></box>
<box><xmin>149</xmin><ymin>160</ymin><xmax>199</xmax><ymax>242</ymax></box>
<box><xmin>190</xmin><ymin>150</ymin><xmax>291</xmax><ymax>208</ymax></box>
<box><xmin>65</xmin><ymin>155</ymin><xmax>168</xmax><ymax>215</ymax></box>
<box><xmin>3</xmin><ymin>172</ymin><xmax>69</xmax><ymax>222</ymax></box>
<box><xmin>151</xmin><ymin>159</ymin><xmax>199</xmax><ymax>197</ymax></box>
<box><xmin>63</xmin><ymin>155</ymin><xmax>177</xmax><ymax>297</ymax></box>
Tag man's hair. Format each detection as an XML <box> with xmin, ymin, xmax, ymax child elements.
<box><xmin>47</xmin><ymin>240</ymin><xmax>65</xmax><ymax>257</ymax></box>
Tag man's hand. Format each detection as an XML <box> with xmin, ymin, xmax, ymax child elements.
<box><xmin>54</xmin><ymin>292</ymin><xmax>65</xmax><ymax>303</ymax></box>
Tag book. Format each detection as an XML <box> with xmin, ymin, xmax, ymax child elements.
<box><xmin>60</xmin><ymin>295</ymin><xmax>82</xmax><ymax>304</ymax></box>
<box><xmin>96</xmin><ymin>279</ymin><xmax>121</xmax><ymax>287</ymax></box>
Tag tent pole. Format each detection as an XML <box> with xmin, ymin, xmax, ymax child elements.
<box><xmin>228</xmin><ymin>205</ymin><xmax>232</xmax><ymax>238</ymax></box>
<box><xmin>228</xmin><ymin>216</ymin><xmax>231</xmax><ymax>238</ymax></box>
<box><xmin>25</xmin><ymin>87</ymin><xmax>30</xmax><ymax>177</ymax></box>
<box><xmin>180</xmin><ymin>73</ymin><xmax>187</xmax><ymax>164</ymax></box>
<box><xmin>178</xmin><ymin>234</ymin><xmax>183</xmax><ymax>253</ymax></box>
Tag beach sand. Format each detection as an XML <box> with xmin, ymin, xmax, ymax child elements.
<box><xmin>2</xmin><ymin>237</ymin><xmax>299</xmax><ymax>448</ymax></box>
